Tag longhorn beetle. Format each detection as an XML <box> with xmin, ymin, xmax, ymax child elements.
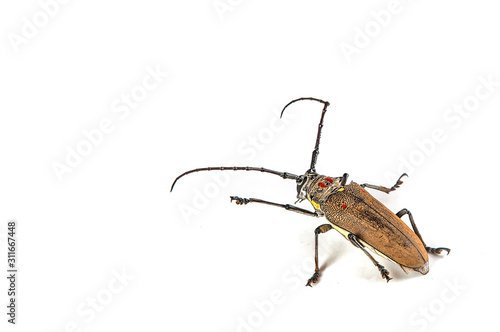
<box><xmin>171</xmin><ymin>97</ymin><xmax>450</xmax><ymax>286</ymax></box>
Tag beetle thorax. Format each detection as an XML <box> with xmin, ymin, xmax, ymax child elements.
<box><xmin>296</xmin><ymin>174</ymin><xmax>344</xmax><ymax>213</ymax></box>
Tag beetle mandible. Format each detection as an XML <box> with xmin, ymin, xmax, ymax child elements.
<box><xmin>171</xmin><ymin>97</ymin><xmax>450</xmax><ymax>286</ymax></box>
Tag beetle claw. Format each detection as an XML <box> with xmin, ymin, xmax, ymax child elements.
<box><xmin>306</xmin><ymin>270</ymin><xmax>320</xmax><ymax>287</ymax></box>
<box><xmin>426</xmin><ymin>246</ymin><xmax>451</xmax><ymax>255</ymax></box>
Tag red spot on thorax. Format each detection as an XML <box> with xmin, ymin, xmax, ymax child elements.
<box><xmin>325</xmin><ymin>177</ymin><xmax>333</xmax><ymax>183</ymax></box>
<box><xmin>318</xmin><ymin>183</ymin><xmax>327</xmax><ymax>188</ymax></box>
<box><xmin>341</xmin><ymin>204</ymin><xmax>347</xmax><ymax>209</ymax></box>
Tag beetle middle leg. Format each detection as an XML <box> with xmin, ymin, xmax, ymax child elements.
<box><xmin>361</xmin><ymin>173</ymin><xmax>408</xmax><ymax>194</ymax></box>
<box><xmin>348</xmin><ymin>233</ymin><xmax>393</xmax><ymax>282</ymax></box>
<box><xmin>396</xmin><ymin>208</ymin><xmax>451</xmax><ymax>255</ymax></box>
<box><xmin>306</xmin><ymin>224</ymin><xmax>333</xmax><ymax>287</ymax></box>
<box><xmin>230</xmin><ymin>196</ymin><xmax>332</xmax><ymax>286</ymax></box>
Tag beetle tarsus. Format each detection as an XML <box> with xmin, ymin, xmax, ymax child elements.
<box><xmin>390</xmin><ymin>173</ymin><xmax>408</xmax><ymax>191</ymax></box>
<box><xmin>306</xmin><ymin>269</ymin><xmax>320</xmax><ymax>287</ymax></box>
<box><xmin>377</xmin><ymin>263</ymin><xmax>392</xmax><ymax>282</ymax></box>
<box><xmin>426</xmin><ymin>246</ymin><xmax>451</xmax><ymax>255</ymax></box>
<box><xmin>230</xmin><ymin>196</ymin><xmax>249</xmax><ymax>205</ymax></box>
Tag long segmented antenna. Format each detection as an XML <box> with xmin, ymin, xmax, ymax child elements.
<box><xmin>170</xmin><ymin>167</ymin><xmax>299</xmax><ymax>192</ymax></box>
<box><xmin>280</xmin><ymin>97</ymin><xmax>330</xmax><ymax>174</ymax></box>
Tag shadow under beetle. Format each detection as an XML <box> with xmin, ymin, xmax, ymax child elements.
<box><xmin>171</xmin><ymin>97</ymin><xmax>450</xmax><ymax>286</ymax></box>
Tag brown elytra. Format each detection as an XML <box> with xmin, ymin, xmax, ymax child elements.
<box><xmin>320</xmin><ymin>181</ymin><xmax>429</xmax><ymax>274</ymax></box>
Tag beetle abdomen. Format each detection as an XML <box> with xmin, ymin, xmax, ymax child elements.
<box><xmin>321</xmin><ymin>182</ymin><xmax>429</xmax><ymax>273</ymax></box>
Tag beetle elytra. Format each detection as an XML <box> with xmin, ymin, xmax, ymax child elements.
<box><xmin>171</xmin><ymin>97</ymin><xmax>450</xmax><ymax>286</ymax></box>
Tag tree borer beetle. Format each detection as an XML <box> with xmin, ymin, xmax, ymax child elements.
<box><xmin>171</xmin><ymin>97</ymin><xmax>450</xmax><ymax>286</ymax></box>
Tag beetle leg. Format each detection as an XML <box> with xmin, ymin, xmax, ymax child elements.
<box><xmin>396</xmin><ymin>208</ymin><xmax>451</xmax><ymax>255</ymax></box>
<box><xmin>361</xmin><ymin>173</ymin><xmax>408</xmax><ymax>194</ymax></box>
<box><xmin>306</xmin><ymin>224</ymin><xmax>333</xmax><ymax>287</ymax></box>
<box><xmin>347</xmin><ymin>233</ymin><xmax>393</xmax><ymax>282</ymax></box>
<box><xmin>230</xmin><ymin>196</ymin><xmax>320</xmax><ymax>217</ymax></box>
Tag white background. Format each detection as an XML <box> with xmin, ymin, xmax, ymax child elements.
<box><xmin>1</xmin><ymin>1</ymin><xmax>499</xmax><ymax>331</ymax></box>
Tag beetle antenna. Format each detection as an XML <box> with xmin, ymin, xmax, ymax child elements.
<box><xmin>170</xmin><ymin>167</ymin><xmax>299</xmax><ymax>192</ymax></box>
<box><xmin>280</xmin><ymin>97</ymin><xmax>330</xmax><ymax>174</ymax></box>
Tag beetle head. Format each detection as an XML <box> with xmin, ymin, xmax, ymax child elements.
<box><xmin>295</xmin><ymin>174</ymin><xmax>310</xmax><ymax>203</ymax></box>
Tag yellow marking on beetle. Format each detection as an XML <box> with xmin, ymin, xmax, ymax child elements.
<box><xmin>327</xmin><ymin>224</ymin><xmax>397</xmax><ymax>265</ymax></box>
<box><xmin>329</xmin><ymin>223</ymin><xmax>350</xmax><ymax>239</ymax></box>
<box><xmin>307</xmin><ymin>194</ymin><xmax>321</xmax><ymax>210</ymax></box>
<box><xmin>330</xmin><ymin>230</ymin><xmax>410</xmax><ymax>274</ymax></box>
<box><xmin>338</xmin><ymin>188</ymin><xmax>344</xmax><ymax>192</ymax></box>
<box><xmin>310</xmin><ymin>199</ymin><xmax>320</xmax><ymax>210</ymax></box>
<box><xmin>359</xmin><ymin>239</ymin><xmax>396</xmax><ymax>264</ymax></box>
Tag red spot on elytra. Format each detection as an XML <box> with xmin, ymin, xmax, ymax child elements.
<box><xmin>325</xmin><ymin>177</ymin><xmax>333</xmax><ymax>183</ymax></box>
<box><xmin>341</xmin><ymin>204</ymin><xmax>347</xmax><ymax>209</ymax></box>
<box><xmin>318</xmin><ymin>183</ymin><xmax>327</xmax><ymax>188</ymax></box>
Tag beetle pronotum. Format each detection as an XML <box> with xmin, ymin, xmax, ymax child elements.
<box><xmin>171</xmin><ymin>97</ymin><xmax>450</xmax><ymax>286</ymax></box>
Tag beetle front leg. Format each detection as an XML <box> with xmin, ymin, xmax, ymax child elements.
<box><xmin>396</xmin><ymin>209</ymin><xmax>451</xmax><ymax>255</ymax></box>
<box><xmin>361</xmin><ymin>173</ymin><xmax>408</xmax><ymax>194</ymax></box>
<box><xmin>230</xmin><ymin>196</ymin><xmax>320</xmax><ymax>217</ymax></box>
<box><xmin>306</xmin><ymin>224</ymin><xmax>333</xmax><ymax>287</ymax></box>
<box><xmin>348</xmin><ymin>233</ymin><xmax>392</xmax><ymax>282</ymax></box>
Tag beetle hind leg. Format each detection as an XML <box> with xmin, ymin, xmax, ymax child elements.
<box><xmin>348</xmin><ymin>233</ymin><xmax>392</xmax><ymax>282</ymax></box>
<box><xmin>426</xmin><ymin>247</ymin><xmax>451</xmax><ymax>255</ymax></box>
<box><xmin>396</xmin><ymin>208</ymin><xmax>451</xmax><ymax>255</ymax></box>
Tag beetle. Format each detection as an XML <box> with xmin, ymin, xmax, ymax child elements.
<box><xmin>171</xmin><ymin>97</ymin><xmax>450</xmax><ymax>286</ymax></box>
